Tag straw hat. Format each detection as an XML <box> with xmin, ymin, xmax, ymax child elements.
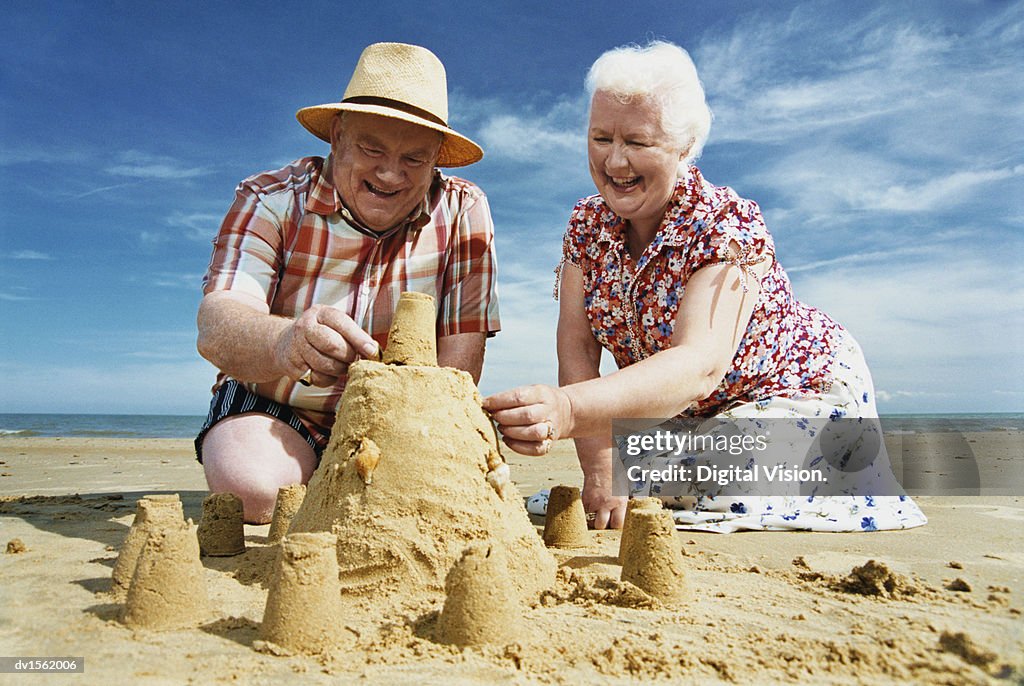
<box><xmin>296</xmin><ymin>42</ymin><xmax>483</xmax><ymax>168</ymax></box>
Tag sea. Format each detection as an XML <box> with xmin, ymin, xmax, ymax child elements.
<box><xmin>0</xmin><ymin>412</ymin><xmax>1020</xmax><ymax>440</ymax></box>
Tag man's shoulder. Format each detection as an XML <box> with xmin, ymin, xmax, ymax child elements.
<box><xmin>435</xmin><ymin>173</ymin><xmax>487</xmax><ymax>205</ymax></box>
<box><xmin>239</xmin><ymin>156</ymin><xmax>326</xmax><ymax>197</ymax></box>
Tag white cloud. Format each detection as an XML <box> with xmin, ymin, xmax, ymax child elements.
<box><xmin>7</xmin><ymin>250</ymin><xmax>53</xmax><ymax>260</ymax></box>
<box><xmin>478</xmin><ymin>112</ymin><xmax>582</xmax><ymax>163</ymax></box>
<box><xmin>105</xmin><ymin>150</ymin><xmax>210</xmax><ymax>180</ymax></box>
<box><xmin>790</xmin><ymin>247</ymin><xmax>1023</xmax><ymax>412</ymax></box>
<box><xmin>0</xmin><ymin>292</ymin><xmax>33</xmax><ymax>302</ymax></box>
<box><xmin>874</xmin><ymin>166</ymin><xmax>1024</xmax><ymax>212</ymax></box>
<box><xmin>165</xmin><ymin>211</ymin><xmax>223</xmax><ymax>242</ymax></box>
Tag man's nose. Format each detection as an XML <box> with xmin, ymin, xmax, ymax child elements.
<box><xmin>374</xmin><ymin>157</ymin><xmax>404</xmax><ymax>182</ymax></box>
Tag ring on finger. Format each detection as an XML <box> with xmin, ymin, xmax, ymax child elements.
<box><xmin>543</xmin><ymin>419</ymin><xmax>556</xmax><ymax>441</ymax></box>
<box><xmin>297</xmin><ymin>368</ymin><xmax>314</xmax><ymax>386</ymax></box>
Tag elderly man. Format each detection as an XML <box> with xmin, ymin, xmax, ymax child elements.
<box><xmin>195</xmin><ymin>43</ymin><xmax>500</xmax><ymax>522</ymax></box>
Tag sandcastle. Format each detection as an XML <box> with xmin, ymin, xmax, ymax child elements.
<box><xmin>542</xmin><ymin>485</ymin><xmax>590</xmax><ymax>549</ymax></box>
<box><xmin>112</xmin><ymin>494</ymin><xmax>185</xmax><ymax>594</ymax></box>
<box><xmin>620</xmin><ymin>509</ymin><xmax>690</xmax><ymax>607</ymax></box>
<box><xmin>260</xmin><ymin>532</ymin><xmax>344</xmax><ymax>653</ymax></box>
<box><xmin>287</xmin><ymin>292</ymin><xmax>556</xmax><ymax>603</ymax></box>
<box><xmin>121</xmin><ymin>519</ymin><xmax>210</xmax><ymax>630</ymax></box>
<box><xmin>197</xmin><ymin>492</ymin><xmax>246</xmax><ymax>557</ymax></box>
<box><xmin>617</xmin><ymin>497</ymin><xmax>664</xmax><ymax>563</ymax></box>
<box><xmin>267</xmin><ymin>484</ymin><xmax>306</xmax><ymax>544</ymax></box>
<box><xmin>436</xmin><ymin>542</ymin><xmax>524</xmax><ymax>646</ymax></box>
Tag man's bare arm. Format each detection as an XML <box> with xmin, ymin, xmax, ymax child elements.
<box><xmin>196</xmin><ymin>290</ymin><xmax>378</xmax><ymax>386</ymax></box>
<box><xmin>437</xmin><ymin>332</ymin><xmax>486</xmax><ymax>384</ymax></box>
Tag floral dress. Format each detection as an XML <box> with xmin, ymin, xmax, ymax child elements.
<box><xmin>554</xmin><ymin>166</ymin><xmax>926</xmax><ymax>533</ymax></box>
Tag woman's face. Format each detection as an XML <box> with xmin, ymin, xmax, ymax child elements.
<box><xmin>587</xmin><ymin>90</ymin><xmax>687</xmax><ymax>235</ymax></box>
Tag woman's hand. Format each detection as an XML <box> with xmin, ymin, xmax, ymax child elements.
<box><xmin>482</xmin><ymin>385</ymin><xmax>573</xmax><ymax>456</ymax></box>
<box><xmin>583</xmin><ymin>486</ymin><xmax>627</xmax><ymax>530</ymax></box>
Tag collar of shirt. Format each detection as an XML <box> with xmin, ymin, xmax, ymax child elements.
<box><xmin>304</xmin><ymin>155</ymin><xmax>435</xmax><ymax>238</ymax></box>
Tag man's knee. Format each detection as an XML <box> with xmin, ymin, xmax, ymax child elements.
<box><xmin>200</xmin><ymin>414</ymin><xmax>317</xmax><ymax>523</ymax></box>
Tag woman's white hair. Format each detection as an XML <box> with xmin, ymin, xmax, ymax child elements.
<box><xmin>585</xmin><ymin>40</ymin><xmax>712</xmax><ymax>174</ymax></box>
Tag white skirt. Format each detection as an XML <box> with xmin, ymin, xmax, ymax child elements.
<box><xmin>632</xmin><ymin>332</ymin><xmax>928</xmax><ymax>533</ymax></box>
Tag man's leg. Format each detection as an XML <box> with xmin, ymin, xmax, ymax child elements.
<box><xmin>201</xmin><ymin>413</ymin><xmax>318</xmax><ymax>524</ymax></box>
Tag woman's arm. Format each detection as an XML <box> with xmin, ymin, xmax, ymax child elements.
<box><xmin>556</xmin><ymin>265</ymin><xmax>627</xmax><ymax>528</ymax></box>
<box><xmin>484</xmin><ymin>248</ymin><xmax>766</xmax><ymax>448</ymax></box>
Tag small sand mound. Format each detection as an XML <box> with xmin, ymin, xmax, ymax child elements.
<box><xmin>542</xmin><ymin>567</ymin><xmax>661</xmax><ymax>610</ymax></box>
<box><xmin>837</xmin><ymin>560</ymin><xmax>919</xmax><ymax>599</ymax></box>
<box><xmin>6</xmin><ymin>538</ymin><xmax>26</xmax><ymax>554</ymax></box>
<box><xmin>937</xmin><ymin>630</ymin><xmax>997</xmax><ymax>667</ymax></box>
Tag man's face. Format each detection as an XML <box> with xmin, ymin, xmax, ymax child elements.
<box><xmin>330</xmin><ymin>112</ymin><xmax>443</xmax><ymax>232</ymax></box>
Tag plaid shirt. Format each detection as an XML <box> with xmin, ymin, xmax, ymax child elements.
<box><xmin>202</xmin><ymin>156</ymin><xmax>500</xmax><ymax>435</ymax></box>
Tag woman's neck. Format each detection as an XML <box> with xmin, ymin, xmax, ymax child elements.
<box><xmin>625</xmin><ymin>218</ymin><xmax>660</xmax><ymax>261</ymax></box>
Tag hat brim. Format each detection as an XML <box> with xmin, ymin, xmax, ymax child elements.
<box><xmin>296</xmin><ymin>103</ymin><xmax>483</xmax><ymax>168</ymax></box>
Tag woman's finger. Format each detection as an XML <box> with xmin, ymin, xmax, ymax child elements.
<box><xmin>490</xmin><ymin>403</ymin><xmax>549</xmax><ymax>428</ymax></box>
<box><xmin>495</xmin><ymin>421</ymin><xmax>552</xmax><ymax>442</ymax></box>
<box><xmin>591</xmin><ymin>507</ymin><xmax>611</xmax><ymax>530</ymax></box>
<box><xmin>501</xmin><ymin>436</ymin><xmax>551</xmax><ymax>457</ymax></box>
<box><xmin>482</xmin><ymin>385</ymin><xmax>544</xmax><ymax>412</ymax></box>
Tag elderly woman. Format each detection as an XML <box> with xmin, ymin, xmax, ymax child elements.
<box><xmin>484</xmin><ymin>41</ymin><xmax>926</xmax><ymax>533</ymax></box>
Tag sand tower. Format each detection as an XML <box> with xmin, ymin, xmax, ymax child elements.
<box><xmin>436</xmin><ymin>542</ymin><xmax>524</xmax><ymax>647</ymax></box>
<box><xmin>112</xmin><ymin>494</ymin><xmax>184</xmax><ymax>594</ymax></box>
<box><xmin>121</xmin><ymin>520</ymin><xmax>210</xmax><ymax>630</ymax></box>
<box><xmin>197</xmin><ymin>492</ymin><xmax>246</xmax><ymax>557</ymax></box>
<box><xmin>267</xmin><ymin>484</ymin><xmax>306</xmax><ymax>544</ymax></box>
<box><xmin>542</xmin><ymin>485</ymin><xmax>590</xmax><ymax>549</ymax></box>
<box><xmin>617</xmin><ymin>497</ymin><xmax>664</xmax><ymax>563</ymax></box>
<box><xmin>620</xmin><ymin>509</ymin><xmax>690</xmax><ymax>607</ymax></box>
<box><xmin>287</xmin><ymin>292</ymin><xmax>555</xmax><ymax>602</ymax></box>
<box><xmin>260</xmin><ymin>532</ymin><xmax>345</xmax><ymax>653</ymax></box>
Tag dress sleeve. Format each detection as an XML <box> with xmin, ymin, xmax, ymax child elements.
<box><xmin>202</xmin><ymin>179</ymin><xmax>284</xmax><ymax>304</ymax></box>
<box><xmin>437</xmin><ymin>189</ymin><xmax>501</xmax><ymax>337</ymax></box>
<box><xmin>689</xmin><ymin>194</ymin><xmax>774</xmax><ymax>294</ymax></box>
<box><xmin>552</xmin><ymin>200</ymin><xmax>588</xmax><ymax>301</ymax></box>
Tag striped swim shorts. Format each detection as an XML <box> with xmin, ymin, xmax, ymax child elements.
<box><xmin>194</xmin><ymin>379</ymin><xmax>328</xmax><ymax>463</ymax></box>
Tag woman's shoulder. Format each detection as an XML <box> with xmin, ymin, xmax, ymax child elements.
<box><xmin>566</xmin><ymin>193</ymin><xmax>616</xmax><ymax>232</ymax></box>
<box><xmin>683</xmin><ymin>167</ymin><xmax>769</xmax><ymax>243</ymax></box>
<box><xmin>686</xmin><ymin>167</ymin><xmax>763</xmax><ymax>224</ymax></box>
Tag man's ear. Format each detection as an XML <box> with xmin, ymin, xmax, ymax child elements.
<box><xmin>329</xmin><ymin>114</ymin><xmax>344</xmax><ymax>147</ymax></box>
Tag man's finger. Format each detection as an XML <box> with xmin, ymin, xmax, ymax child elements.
<box><xmin>317</xmin><ymin>307</ymin><xmax>379</xmax><ymax>358</ymax></box>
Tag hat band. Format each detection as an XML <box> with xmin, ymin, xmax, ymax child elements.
<box><xmin>342</xmin><ymin>96</ymin><xmax>448</xmax><ymax>128</ymax></box>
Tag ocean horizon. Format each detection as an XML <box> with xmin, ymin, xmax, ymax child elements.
<box><xmin>0</xmin><ymin>412</ymin><xmax>1021</xmax><ymax>440</ymax></box>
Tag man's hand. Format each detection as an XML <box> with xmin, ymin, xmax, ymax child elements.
<box><xmin>272</xmin><ymin>305</ymin><xmax>380</xmax><ymax>387</ymax></box>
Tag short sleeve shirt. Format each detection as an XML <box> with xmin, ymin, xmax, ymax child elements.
<box><xmin>557</xmin><ymin>166</ymin><xmax>842</xmax><ymax>416</ymax></box>
<box><xmin>203</xmin><ymin>156</ymin><xmax>500</xmax><ymax>431</ymax></box>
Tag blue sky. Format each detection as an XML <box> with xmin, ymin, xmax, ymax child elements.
<box><xmin>2</xmin><ymin>0</ymin><xmax>1021</xmax><ymax>415</ymax></box>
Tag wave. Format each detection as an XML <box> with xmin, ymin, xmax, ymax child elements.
<box><xmin>0</xmin><ymin>429</ymin><xmax>40</xmax><ymax>437</ymax></box>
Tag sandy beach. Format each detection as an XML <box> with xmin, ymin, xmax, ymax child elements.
<box><xmin>1</xmin><ymin>434</ymin><xmax>1022</xmax><ymax>685</ymax></box>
